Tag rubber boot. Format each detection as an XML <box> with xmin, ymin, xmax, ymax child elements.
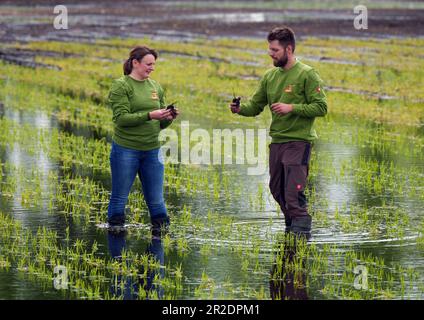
<box><xmin>107</xmin><ymin>215</ymin><xmax>126</xmax><ymax>234</ymax></box>
<box><xmin>290</xmin><ymin>216</ymin><xmax>312</xmax><ymax>241</ymax></box>
<box><xmin>151</xmin><ymin>216</ymin><xmax>170</xmax><ymax>239</ymax></box>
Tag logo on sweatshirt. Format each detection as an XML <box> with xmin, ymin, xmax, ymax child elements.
<box><xmin>151</xmin><ymin>91</ymin><xmax>159</xmax><ymax>100</ymax></box>
<box><xmin>284</xmin><ymin>85</ymin><xmax>293</xmax><ymax>93</ymax></box>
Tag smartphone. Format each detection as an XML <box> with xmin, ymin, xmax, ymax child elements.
<box><xmin>166</xmin><ymin>102</ymin><xmax>177</xmax><ymax>117</ymax></box>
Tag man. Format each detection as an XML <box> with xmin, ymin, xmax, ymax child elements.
<box><xmin>230</xmin><ymin>27</ymin><xmax>327</xmax><ymax>240</ymax></box>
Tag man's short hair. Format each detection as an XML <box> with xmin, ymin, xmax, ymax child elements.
<box><xmin>267</xmin><ymin>27</ymin><xmax>296</xmax><ymax>53</ymax></box>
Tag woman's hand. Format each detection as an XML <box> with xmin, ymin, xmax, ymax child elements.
<box><xmin>149</xmin><ymin>109</ymin><xmax>174</xmax><ymax>121</ymax></box>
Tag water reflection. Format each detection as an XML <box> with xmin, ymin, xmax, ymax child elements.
<box><xmin>108</xmin><ymin>231</ymin><xmax>165</xmax><ymax>300</ymax></box>
<box><xmin>0</xmin><ymin>102</ymin><xmax>4</xmax><ymax>119</ymax></box>
<box><xmin>58</xmin><ymin>118</ymin><xmax>110</xmax><ymax>142</ymax></box>
<box><xmin>269</xmin><ymin>234</ymin><xmax>308</xmax><ymax>300</ymax></box>
<box><xmin>3</xmin><ymin>110</ymin><xmax>59</xmax><ymax>227</ymax></box>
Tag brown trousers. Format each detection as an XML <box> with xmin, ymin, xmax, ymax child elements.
<box><xmin>269</xmin><ymin>141</ymin><xmax>312</xmax><ymax>219</ymax></box>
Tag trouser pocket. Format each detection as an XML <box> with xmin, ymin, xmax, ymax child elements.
<box><xmin>284</xmin><ymin>164</ymin><xmax>308</xmax><ymax>216</ymax></box>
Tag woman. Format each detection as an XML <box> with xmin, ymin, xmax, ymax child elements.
<box><xmin>107</xmin><ymin>46</ymin><xmax>178</xmax><ymax>235</ymax></box>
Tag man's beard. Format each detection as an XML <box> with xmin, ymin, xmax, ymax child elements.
<box><xmin>273</xmin><ymin>53</ymin><xmax>288</xmax><ymax>68</ymax></box>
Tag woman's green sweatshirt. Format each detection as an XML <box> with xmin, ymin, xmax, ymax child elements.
<box><xmin>107</xmin><ymin>75</ymin><xmax>172</xmax><ymax>151</ymax></box>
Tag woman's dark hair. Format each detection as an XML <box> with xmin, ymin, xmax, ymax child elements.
<box><xmin>267</xmin><ymin>27</ymin><xmax>296</xmax><ymax>53</ymax></box>
<box><xmin>123</xmin><ymin>46</ymin><xmax>158</xmax><ymax>75</ymax></box>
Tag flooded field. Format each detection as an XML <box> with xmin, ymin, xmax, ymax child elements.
<box><xmin>0</xmin><ymin>1</ymin><xmax>424</xmax><ymax>300</ymax></box>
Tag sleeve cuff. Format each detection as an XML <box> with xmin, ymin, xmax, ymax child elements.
<box><xmin>138</xmin><ymin>112</ymin><xmax>151</xmax><ymax>122</ymax></box>
<box><xmin>238</xmin><ymin>105</ymin><xmax>249</xmax><ymax>116</ymax></box>
<box><xmin>291</xmin><ymin>104</ymin><xmax>303</xmax><ymax>115</ymax></box>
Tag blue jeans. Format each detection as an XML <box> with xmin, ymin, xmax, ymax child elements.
<box><xmin>107</xmin><ymin>141</ymin><xmax>167</xmax><ymax>223</ymax></box>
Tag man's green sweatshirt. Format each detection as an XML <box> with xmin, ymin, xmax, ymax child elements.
<box><xmin>108</xmin><ymin>75</ymin><xmax>172</xmax><ymax>151</ymax></box>
<box><xmin>238</xmin><ymin>60</ymin><xmax>327</xmax><ymax>143</ymax></box>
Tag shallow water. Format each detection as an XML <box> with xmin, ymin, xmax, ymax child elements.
<box><xmin>0</xmin><ymin>103</ymin><xmax>423</xmax><ymax>299</ymax></box>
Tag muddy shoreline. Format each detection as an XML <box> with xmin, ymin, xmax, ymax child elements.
<box><xmin>0</xmin><ymin>1</ymin><xmax>423</xmax><ymax>43</ymax></box>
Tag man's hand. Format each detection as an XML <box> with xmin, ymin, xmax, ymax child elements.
<box><xmin>230</xmin><ymin>102</ymin><xmax>241</xmax><ymax>114</ymax></box>
<box><xmin>271</xmin><ymin>103</ymin><xmax>293</xmax><ymax>115</ymax></box>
